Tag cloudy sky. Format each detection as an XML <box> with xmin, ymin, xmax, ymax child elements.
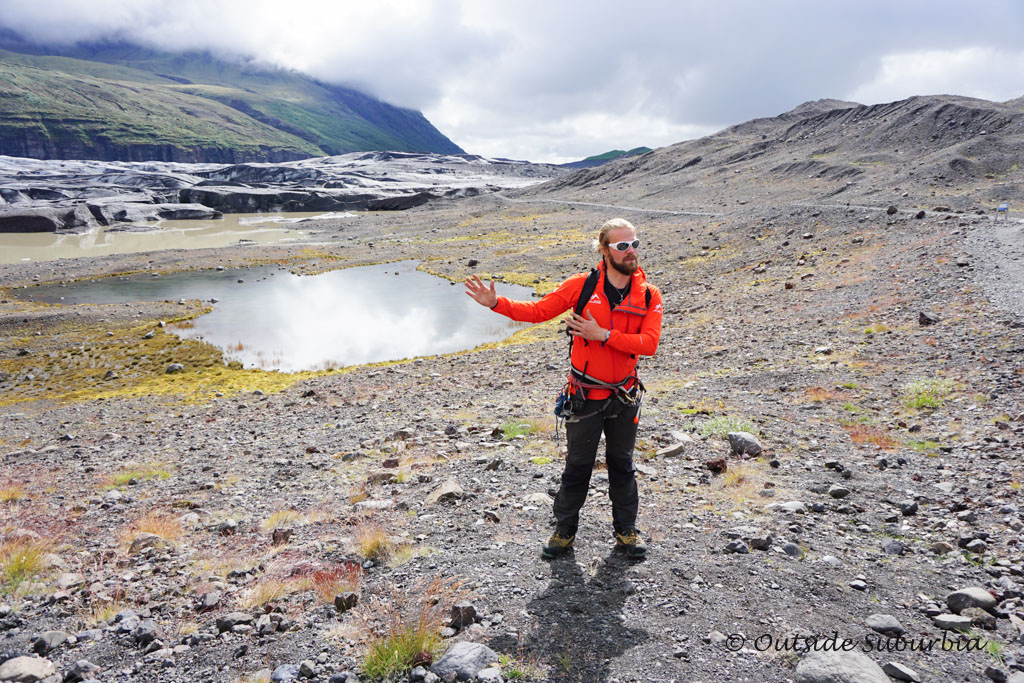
<box><xmin>3</xmin><ymin>0</ymin><xmax>1024</xmax><ymax>162</ymax></box>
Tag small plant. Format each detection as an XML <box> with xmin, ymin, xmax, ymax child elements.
<box><xmin>806</xmin><ymin>386</ymin><xmax>838</xmax><ymax>402</ymax></box>
<box><xmin>106</xmin><ymin>464</ymin><xmax>172</xmax><ymax>488</ymax></box>
<box><xmin>906</xmin><ymin>440</ymin><xmax>941</xmax><ymax>454</ymax></box>
<box><xmin>261</xmin><ymin>509</ymin><xmax>305</xmax><ymax>532</ymax></box>
<box><xmin>500</xmin><ymin>420</ymin><xmax>538</xmax><ymax>440</ymax></box>
<box><xmin>0</xmin><ymin>538</ymin><xmax>52</xmax><ymax>594</ymax></box>
<box><xmin>901</xmin><ymin>378</ymin><xmax>955</xmax><ymax>410</ymax></box>
<box><xmin>239</xmin><ymin>578</ymin><xmax>292</xmax><ymax>609</ymax></box>
<box><xmin>80</xmin><ymin>600</ymin><xmax>128</xmax><ymax>627</ymax></box>
<box><xmin>307</xmin><ymin>561</ymin><xmax>363</xmax><ymax>604</ymax></box>
<box><xmin>529</xmin><ymin>456</ymin><xmax>552</xmax><ymax>465</ymax></box>
<box><xmin>840</xmin><ymin>381</ymin><xmax>860</xmax><ymax>389</ymax></box>
<box><xmin>699</xmin><ymin>416</ymin><xmax>759</xmax><ymax>439</ymax></box>
<box><xmin>348</xmin><ymin>485</ymin><xmax>369</xmax><ymax>505</ymax></box>
<box><xmin>843</xmin><ymin>423</ymin><xmax>900</xmax><ymax>450</ymax></box>
<box><xmin>357</xmin><ymin>521</ymin><xmax>403</xmax><ymax>563</ymax></box>
<box><xmin>359</xmin><ymin>577</ymin><xmax>466</xmax><ymax>681</ymax></box>
<box><xmin>0</xmin><ymin>484</ymin><xmax>25</xmax><ymax>504</ymax></box>
<box><xmin>863</xmin><ymin>323</ymin><xmax>890</xmax><ymax>334</ymax></box>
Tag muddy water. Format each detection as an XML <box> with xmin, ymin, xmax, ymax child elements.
<box><xmin>0</xmin><ymin>211</ymin><xmax>350</xmax><ymax>264</ymax></box>
<box><xmin>18</xmin><ymin>261</ymin><xmax>534</xmax><ymax>371</ymax></box>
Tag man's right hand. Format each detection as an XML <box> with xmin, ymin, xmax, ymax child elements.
<box><xmin>464</xmin><ymin>274</ymin><xmax>498</xmax><ymax>308</ymax></box>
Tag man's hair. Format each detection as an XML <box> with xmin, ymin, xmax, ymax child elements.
<box><xmin>593</xmin><ymin>218</ymin><xmax>637</xmax><ymax>251</ymax></box>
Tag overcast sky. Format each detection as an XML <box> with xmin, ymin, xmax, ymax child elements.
<box><xmin>3</xmin><ymin>0</ymin><xmax>1024</xmax><ymax>163</ymax></box>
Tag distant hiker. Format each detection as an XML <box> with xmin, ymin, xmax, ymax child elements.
<box><xmin>465</xmin><ymin>218</ymin><xmax>663</xmax><ymax>560</ymax></box>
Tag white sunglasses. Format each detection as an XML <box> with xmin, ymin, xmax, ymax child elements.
<box><xmin>608</xmin><ymin>239</ymin><xmax>640</xmax><ymax>252</ymax></box>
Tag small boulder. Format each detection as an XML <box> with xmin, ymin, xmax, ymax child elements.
<box><xmin>795</xmin><ymin>650</ymin><xmax>889</xmax><ymax>683</ymax></box>
<box><xmin>425</xmin><ymin>479</ymin><xmax>464</xmax><ymax>506</ymax></box>
<box><xmin>727</xmin><ymin>431</ymin><xmax>763</xmax><ymax>457</ymax></box>
<box><xmin>431</xmin><ymin>642</ymin><xmax>500</xmax><ymax>681</ymax></box>
<box><xmin>947</xmin><ymin>587</ymin><xmax>998</xmax><ymax>614</ymax></box>
<box><xmin>0</xmin><ymin>656</ymin><xmax>57</xmax><ymax>682</ymax></box>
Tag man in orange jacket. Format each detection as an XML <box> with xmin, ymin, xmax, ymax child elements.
<box><xmin>465</xmin><ymin>218</ymin><xmax>663</xmax><ymax>559</ymax></box>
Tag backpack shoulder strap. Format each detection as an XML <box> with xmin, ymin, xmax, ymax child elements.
<box><xmin>574</xmin><ymin>268</ymin><xmax>601</xmax><ymax>316</ymax></box>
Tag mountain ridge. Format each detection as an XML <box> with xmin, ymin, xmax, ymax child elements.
<box><xmin>0</xmin><ymin>33</ymin><xmax>464</xmax><ymax>162</ymax></box>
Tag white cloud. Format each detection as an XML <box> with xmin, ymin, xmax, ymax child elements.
<box><xmin>847</xmin><ymin>47</ymin><xmax>1024</xmax><ymax>105</ymax></box>
<box><xmin>2</xmin><ymin>0</ymin><xmax>1024</xmax><ymax>161</ymax></box>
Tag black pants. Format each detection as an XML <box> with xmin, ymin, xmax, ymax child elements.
<box><xmin>553</xmin><ymin>398</ymin><xmax>639</xmax><ymax>535</ymax></box>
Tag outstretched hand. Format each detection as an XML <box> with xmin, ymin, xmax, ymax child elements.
<box><xmin>464</xmin><ymin>274</ymin><xmax>498</xmax><ymax>308</ymax></box>
<box><xmin>566</xmin><ymin>310</ymin><xmax>607</xmax><ymax>342</ymax></box>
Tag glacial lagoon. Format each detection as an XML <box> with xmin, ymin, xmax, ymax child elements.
<box><xmin>16</xmin><ymin>261</ymin><xmax>534</xmax><ymax>371</ymax></box>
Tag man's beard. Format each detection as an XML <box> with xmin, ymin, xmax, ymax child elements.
<box><xmin>608</xmin><ymin>254</ymin><xmax>638</xmax><ymax>276</ymax></box>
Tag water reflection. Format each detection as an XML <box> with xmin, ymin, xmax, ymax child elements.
<box><xmin>18</xmin><ymin>261</ymin><xmax>533</xmax><ymax>371</ymax></box>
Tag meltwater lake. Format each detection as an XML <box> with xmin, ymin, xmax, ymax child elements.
<box><xmin>18</xmin><ymin>261</ymin><xmax>533</xmax><ymax>371</ymax></box>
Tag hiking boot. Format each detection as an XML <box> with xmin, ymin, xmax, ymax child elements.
<box><xmin>614</xmin><ymin>529</ymin><xmax>647</xmax><ymax>560</ymax></box>
<box><xmin>541</xmin><ymin>530</ymin><xmax>575</xmax><ymax>559</ymax></box>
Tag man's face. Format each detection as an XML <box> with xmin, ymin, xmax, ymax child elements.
<box><xmin>603</xmin><ymin>227</ymin><xmax>639</xmax><ymax>276</ymax></box>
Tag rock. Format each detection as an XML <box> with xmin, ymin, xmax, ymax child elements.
<box><xmin>272</xmin><ymin>663</ymin><xmax>301</xmax><ymax>681</ymax></box>
<box><xmin>272</xmin><ymin>528</ymin><xmax>293</xmax><ymax>545</ymax></box>
<box><xmin>931</xmin><ymin>541</ymin><xmax>954</xmax><ymax>554</ymax></box>
<box><xmin>882</xmin><ymin>540</ymin><xmax>905</xmax><ymax>556</ymax></box>
<box><xmin>882</xmin><ymin>662</ymin><xmax>921</xmax><ymax>682</ymax></box>
<box><xmin>887</xmin><ymin>205</ymin><xmax>898</xmax><ymax>215</ymax></box>
<box><xmin>166</xmin><ymin>363</ymin><xmax>186</xmax><ymax>374</ymax></box>
<box><xmin>947</xmin><ymin>587</ymin><xmax>998</xmax><ymax>614</ymax></box>
<box><xmin>425</xmin><ymin>479</ymin><xmax>464</xmax><ymax>505</ymax></box>
<box><xmin>657</xmin><ymin>443</ymin><xmax>686</xmax><ymax>458</ymax></box>
<box><xmin>704</xmin><ymin>457</ymin><xmax>727</xmax><ymax>473</ymax></box>
<box><xmin>965</xmin><ymin>539</ymin><xmax>988</xmax><ymax>554</ymax></box>
<box><xmin>725</xmin><ymin>540</ymin><xmax>749</xmax><ymax>554</ymax></box>
<box><xmin>65</xmin><ymin>659</ymin><xmax>102</xmax><ymax>682</ymax></box>
<box><xmin>0</xmin><ymin>656</ymin><xmax>57</xmax><ymax>682</ymax></box>
<box><xmin>782</xmin><ymin>542</ymin><xmax>805</xmax><ymax>559</ymax></box>
<box><xmin>256</xmin><ymin>614</ymin><xmax>275</xmax><ymax>635</ymax></box>
<box><xmin>216</xmin><ymin>612</ymin><xmax>254</xmax><ymax>633</ymax></box>
<box><xmin>299</xmin><ymin>660</ymin><xmax>317</xmax><ymax>678</ymax></box>
<box><xmin>898</xmin><ymin>500</ymin><xmax>918</xmax><ymax>516</ymax></box>
<box><xmin>431</xmin><ymin>642</ymin><xmax>501</xmax><ymax>682</ymax></box>
<box><xmin>963</xmin><ymin>607</ymin><xmax>997</xmax><ymax>630</ymax></box>
<box><xmin>865</xmin><ymin>614</ymin><xmax>904</xmax><ymax>636</ymax></box>
<box><xmin>850</xmin><ymin>579</ymin><xmax>868</xmax><ymax>591</ymax></box>
<box><xmin>932</xmin><ymin>614</ymin><xmax>973</xmax><ymax>632</ymax></box>
<box><xmin>794</xmin><ymin>650</ymin><xmax>889</xmax><ymax>683</ymax></box>
<box><xmin>918</xmin><ymin>311</ymin><xmax>940</xmax><ymax>326</ymax></box>
<box><xmin>128</xmin><ymin>532</ymin><xmax>168</xmax><ymax>554</ymax></box>
<box><xmin>31</xmin><ymin>630</ymin><xmax>70</xmax><ymax>654</ymax></box>
<box><xmin>770</xmin><ymin>501</ymin><xmax>806</xmax><ymax>514</ymax></box>
<box><xmin>727</xmin><ymin>431</ymin><xmax>762</xmax><ymax>457</ymax></box>
<box><xmin>985</xmin><ymin>666</ymin><xmax>1009</xmax><ymax>682</ymax></box>
<box><xmin>217</xmin><ymin>519</ymin><xmax>238</xmax><ymax>535</ymax></box>
<box><xmin>914</xmin><ymin>210</ymin><xmax>926</xmax><ymax>219</ymax></box>
<box><xmin>449</xmin><ymin>601</ymin><xmax>477</xmax><ymax>630</ymax></box>
<box><xmin>334</xmin><ymin>592</ymin><xmax>358</xmax><ymax>613</ymax></box>
<box><xmin>749</xmin><ymin>531</ymin><xmax>773</xmax><ymax>551</ymax></box>
<box><xmin>477</xmin><ymin>668</ymin><xmax>502</xmax><ymax>683</ymax></box>
<box><xmin>133</xmin><ymin>619</ymin><xmax>160</xmax><ymax>645</ymax></box>
<box><xmin>827</xmin><ymin>485</ymin><xmax>850</xmax><ymax>499</ymax></box>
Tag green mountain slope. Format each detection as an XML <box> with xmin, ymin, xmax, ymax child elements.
<box><xmin>0</xmin><ymin>38</ymin><xmax>463</xmax><ymax>162</ymax></box>
<box><xmin>560</xmin><ymin>146</ymin><xmax>652</xmax><ymax>169</ymax></box>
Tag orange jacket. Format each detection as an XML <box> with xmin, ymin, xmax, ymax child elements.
<box><xmin>492</xmin><ymin>262</ymin><xmax>663</xmax><ymax>398</ymax></box>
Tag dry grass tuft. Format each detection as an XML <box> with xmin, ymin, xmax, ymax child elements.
<box><xmin>305</xmin><ymin>561</ymin><xmax>363</xmax><ymax>604</ymax></box>
<box><xmin>238</xmin><ymin>578</ymin><xmax>295</xmax><ymax>609</ymax></box>
<box><xmin>119</xmin><ymin>512</ymin><xmax>182</xmax><ymax>548</ymax></box>
<box><xmin>261</xmin><ymin>509</ymin><xmax>305</xmax><ymax>532</ymax></box>
<box><xmin>843</xmin><ymin>423</ymin><xmax>900</xmax><ymax>450</ymax></box>
<box><xmin>805</xmin><ymin>386</ymin><xmax>840</xmax><ymax>402</ymax></box>
<box><xmin>0</xmin><ymin>484</ymin><xmax>26</xmax><ymax>504</ymax></box>
<box><xmin>711</xmin><ymin>462</ymin><xmax>771</xmax><ymax>509</ymax></box>
<box><xmin>80</xmin><ymin>600</ymin><xmax>129</xmax><ymax>627</ymax></box>
<box><xmin>357</xmin><ymin>521</ymin><xmax>404</xmax><ymax>563</ymax></box>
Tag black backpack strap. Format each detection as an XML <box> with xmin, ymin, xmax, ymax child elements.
<box><xmin>574</xmin><ymin>268</ymin><xmax>601</xmax><ymax>317</ymax></box>
<box><xmin>567</xmin><ymin>268</ymin><xmax>601</xmax><ymax>355</ymax></box>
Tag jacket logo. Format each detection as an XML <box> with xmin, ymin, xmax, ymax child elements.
<box><xmin>654</xmin><ymin>303</ymin><xmax>663</xmax><ymax>313</ymax></box>
<box><xmin>588</xmin><ymin>293</ymin><xmax>602</xmax><ymax>304</ymax></box>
